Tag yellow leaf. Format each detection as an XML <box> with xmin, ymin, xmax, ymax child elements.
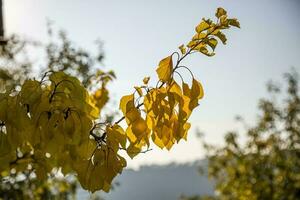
<box><xmin>75</xmin><ymin>146</ymin><xmax>126</xmax><ymax>192</ymax></box>
<box><xmin>134</xmin><ymin>86</ymin><xmax>143</xmax><ymax>97</ymax></box>
<box><xmin>131</xmin><ymin>118</ymin><xmax>148</xmax><ymax>139</ymax></box>
<box><xmin>169</xmin><ymin>81</ymin><xmax>182</xmax><ymax>95</ymax></box>
<box><xmin>199</xmin><ymin>46</ymin><xmax>215</xmax><ymax>57</ymax></box>
<box><xmin>192</xmin><ymin>33</ymin><xmax>207</xmax><ymax>41</ymax></box>
<box><xmin>76</xmin><ymin>139</ymin><xmax>97</xmax><ymax>160</ymax></box>
<box><xmin>92</xmin><ymin>87</ymin><xmax>109</xmax><ymax>112</ymax></box>
<box><xmin>228</xmin><ymin>18</ymin><xmax>240</xmax><ymax>28</ymax></box>
<box><xmin>161</xmin><ymin>125</ymin><xmax>172</xmax><ymax>147</ymax></box>
<box><xmin>156</xmin><ymin>56</ymin><xmax>173</xmax><ymax>83</ymax></box>
<box><xmin>126</xmin><ymin>108</ymin><xmax>140</xmax><ymax>123</ymax></box>
<box><xmin>20</xmin><ymin>80</ymin><xmax>42</xmax><ymax>107</ymax></box>
<box><xmin>143</xmin><ymin>77</ymin><xmax>150</xmax><ymax>85</ymax></box>
<box><xmin>188</xmin><ymin>41</ymin><xmax>206</xmax><ymax>51</ymax></box>
<box><xmin>126</xmin><ymin>126</ymin><xmax>137</xmax><ymax>143</ymax></box>
<box><xmin>215</xmin><ymin>7</ymin><xmax>227</xmax><ymax>18</ymax></box>
<box><xmin>80</xmin><ymin>115</ymin><xmax>93</xmax><ymax>136</ymax></box>
<box><xmin>119</xmin><ymin>94</ymin><xmax>134</xmax><ymax>116</ymax></box>
<box><xmin>185</xmin><ymin>78</ymin><xmax>204</xmax><ymax>111</ymax></box>
<box><xmin>152</xmin><ymin>131</ymin><xmax>165</xmax><ymax>149</ymax></box>
<box><xmin>191</xmin><ymin>78</ymin><xmax>204</xmax><ymax>100</ymax></box>
<box><xmin>195</xmin><ymin>20</ymin><xmax>210</xmax><ymax>33</ymax></box>
<box><xmin>179</xmin><ymin>95</ymin><xmax>192</xmax><ymax>121</ymax></box>
<box><xmin>214</xmin><ymin>31</ymin><xmax>227</xmax><ymax>44</ymax></box>
<box><xmin>165</xmin><ymin>140</ymin><xmax>174</xmax><ymax>151</ymax></box>
<box><xmin>172</xmin><ymin>121</ymin><xmax>191</xmax><ymax>143</ymax></box>
<box><xmin>127</xmin><ymin>143</ymin><xmax>142</xmax><ymax>159</ymax></box>
<box><xmin>75</xmin><ymin>159</ymin><xmax>104</xmax><ymax>193</ymax></box>
<box><xmin>106</xmin><ymin>125</ymin><xmax>125</xmax><ymax>152</ymax></box>
<box><xmin>183</xmin><ymin>123</ymin><xmax>191</xmax><ymax>140</ymax></box>
<box><xmin>220</xmin><ymin>15</ymin><xmax>228</xmax><ymax>26</ymax></box>
<box><xmin>207</xmin><ymin>38</ymin><xmax>218</xmax><ymax>51</ymax></box>
<box><xmin>89</xmin><ymin>104</ymin><xmax>100</xmax><ymax>119</ymax></box>
<box><xmin>179</xmin><ymin>44</ymin><xmax>186</xmax><ymax>54</ymax></box>
<box><xmin>182</xmin><ymin>82</ymin><xmax>190</xmax><ymax>97</ymax></box>
<box><xmin>111</xmin><ymin>125</ymin><xmax>127</xmax><ymax>149</ymax></box>
<box><xmin>146</xmin><ymin>115</ymin><xmax>155</xmax><ymax>129</ymax></box>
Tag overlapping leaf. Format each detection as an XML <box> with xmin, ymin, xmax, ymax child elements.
<box><xmin>0</xmin><ymin>7</ymin><xmax>239</xmax><ymax>193</ymax></box>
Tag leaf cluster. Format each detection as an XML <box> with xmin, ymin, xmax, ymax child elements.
<box><xmin>0</xmin><ymin>7</ymin><xmax>239</xmax><ymax>193</ymax></box>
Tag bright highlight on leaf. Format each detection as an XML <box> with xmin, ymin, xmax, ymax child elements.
<box><xmin>0</xmin><ymin>7</ymin><xmax>239</xmax><ymax>193</ymax></box>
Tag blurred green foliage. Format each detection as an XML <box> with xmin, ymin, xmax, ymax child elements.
<box><xmin>0</xmin><ymin>170</ymin><xmax>77</xmax><ymax>200</ymax></box>
<box><xmin>181</xmin><ymin>70</ymin><xmax>300</xmax><ymax>200</ymax></box>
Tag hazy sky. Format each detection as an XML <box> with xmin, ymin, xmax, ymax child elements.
<box><xmin>4</xmin><ymin>0</ymin><xmax>300</xmax><ymax>168</ymax></box>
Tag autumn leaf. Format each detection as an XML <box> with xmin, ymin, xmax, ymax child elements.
<box><xmin>196</xmin><ymin>20</ymin><xmax>210</xmax><ymax>33</ymax></box>
<box><xmin>0</xmin><ymin>7</ymin><xmax>239</xmax><ymax>193</ymax></box>
<box><xmin>143</xmin><ymin>76</ymin><xmax>150</xmax><ymax>84</ymax></box>
<box><xmin>156</xmin><ymin>56</ymin><xmax>173</xmax><ymax>82</ymax></box>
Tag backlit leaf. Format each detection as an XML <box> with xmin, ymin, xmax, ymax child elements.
<box><xmin>143</xmin><ymin>76</ymin><xmax>150</xmax><ymax>85</ymax></box>
<box><xmin>156</xmin><ymin>56</ymin><xmax>173</xmax><ymax>83</ymax></box>
<box><xmin>215</xmin><ymin>7</ymin><xmax>227</xmax><ymax>18</ymax></box>
<box><xmin>179</xmin><ymin>44</ymin><xmax>186</xmax><ymax>54</ymax></box>
<box><xmin>196</xmin><ymin>20</ymin><xmax>210</xmax><ymax>33</ymax></box>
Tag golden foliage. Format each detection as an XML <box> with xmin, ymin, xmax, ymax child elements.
<box><xmin>0</xmin><ymin>7</ymin><xmax>239</xmax><ymax>192</ymax></box>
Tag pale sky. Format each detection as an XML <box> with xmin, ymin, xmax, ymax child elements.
<box><xmin>4</xmin><ymin>0</ymin><xmax>300</xmax><ymax>168</ymax></box>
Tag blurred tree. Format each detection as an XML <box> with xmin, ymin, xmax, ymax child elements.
<box><xmin>181</xmin><ymin>70</ymin><xmax>300</xmax><ymax>200</ymax></box>
<box><xmin>0</xmin><ymin>170</ymin><xmax>77</xmax><ymax>200</ymax></box>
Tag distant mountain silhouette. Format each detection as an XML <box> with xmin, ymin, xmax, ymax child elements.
<box><xmin>78</xmin><ymin>159</ymin><xmax>214</xmax><ymax>200</ymax></box>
